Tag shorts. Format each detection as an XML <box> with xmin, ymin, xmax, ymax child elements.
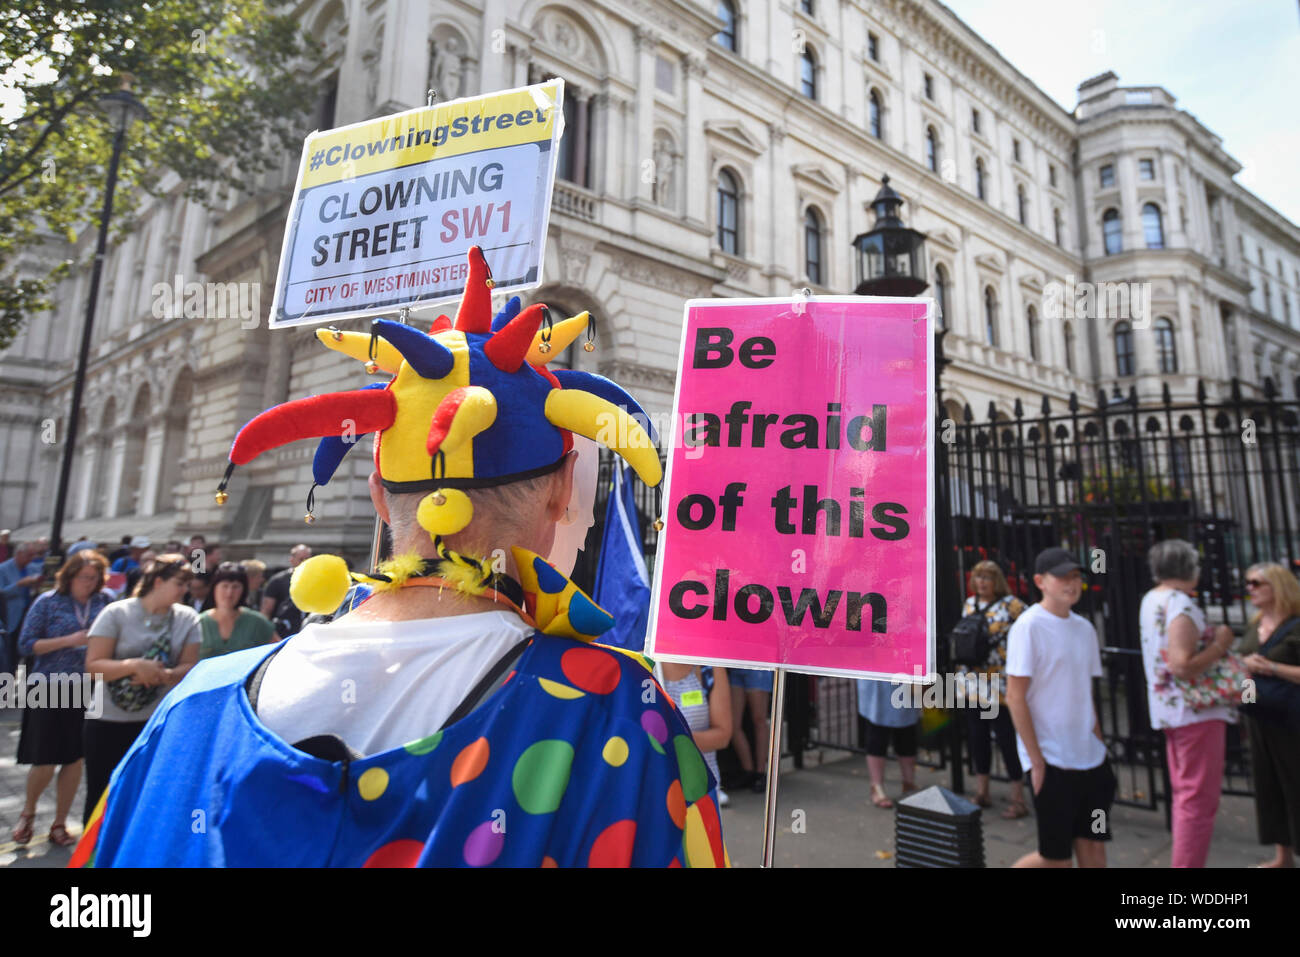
<box><xmin>728</xmin><ymin>668</ymin><xmax>774</xmax><ymax>693</ymax></box>
<box><xmin>1030</xmin><ymin>761</ymin><xmax>1116</xmax><ymax>861</ymax></box>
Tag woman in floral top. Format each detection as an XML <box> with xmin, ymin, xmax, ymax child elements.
<box><xmin>1138</xmin><ymin>539</ymin><xmax>1237</xmax><ymax>868</ymax></box>
<box><xmin>957</xmin><ymin>560</ymin><xmax>1027</xmax><ymax>817</ymax></box>
<box><xmin>12</xmin><ymin>551</ymin><xmax>112</xmax><ymax>847</ymax></box>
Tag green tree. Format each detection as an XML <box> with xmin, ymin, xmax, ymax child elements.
<box><xmin>0</xmin><ymin>0</ymin><xmax>324</xmax><ymax>348</ymax></box>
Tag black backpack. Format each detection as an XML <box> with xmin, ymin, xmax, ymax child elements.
<box><xmin>951</xmin><ymin>602</ymin><xmax>990</xmax><ymax>668</ymax></box>
<box><xmin>273</xmin><ymin>595</ymin><xmax>305</xmax><ymax>639</ymax></box>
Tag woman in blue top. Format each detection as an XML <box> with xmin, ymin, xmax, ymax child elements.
<box><xmin>857</xmin><ymin>677</ymin><xmax>921</xmax><ymax>809</ymax></box>
<box><xmin>12</xmin><ymin>551</ymin><xmax>111</xmax><ymax>847</ymax></box>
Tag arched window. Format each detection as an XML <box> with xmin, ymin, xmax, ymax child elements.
<box><xmin>804</xmin><ymin>207</ymin><xmax>824</xmax><ymax>285</ymax></box>
<box><xmin>868</xmin><ymin>89</ymin><xmax>882</xmax><ymax>139</ymax></box>
<box><xmin>934</xmin><ymin>264</ymin><xmax>949</xmax><ymax>330</ymax></box>
<box><xmin>1064</xmin><ymin>322</ymin><xmax>1076</xmax><ymax>373</ymax></box>
<box><xmin>1053</xmin><ymin>208</ymin><xmax>1063</xmax><ymax>246</ymax></box>
<box><xmin>983</xmin><ymin>286</ymin><xmax>998</xmax><ymax>346</ymax></box>
<box><xmin>1017</xmin><ymin>184</ymin><xmax>1028</xmax><ymax>226</ymax></box>
<box><xmin>1102</xmin><ymin>208</ymin><xmax>1122</xmax><ymax>255</ymax></box>
<box><xmin>717</xmin><ymin>169</ymin><xmax>740</xmax><ymax>255</ymax></box>
<box><xmin>1027</xmin><ymin>305</ymin><xmax>1039</xmax><ymax>361</ymax></box>
<box><xmin>1142</xmin><ymin>203</ymin><xmax>1164</xmax><ymax>249</ymax></box>
<box><xmin>974</xmin><ymin>157</ymin><xmax>986</xmax><ymax>200</ymax></box>
<box><xmin>158</xmin><ymin>372</ymin><xmax>194</xmax><ymax>514</ymax></box>
<box><xmin>117</xmin><ymin>384</ymin><xmax>152</xmax><ymax>517</ymax></box>
<box><xmin>714</xmin><ymin>0</ymin><xmax>737</xmax><ymax>51</ymax></box>
<box><xmin>1155</xmin><ymin>317</ymin><xmax>1177</xmax><ymax>373</ymax></box>
<box><xmin>94</xmin><ymin>397</ymin><xmax>117</xmax><ymax>517</ymax></box>
<box><xmin>925</xmin><ymin>126</ymin><xmax>938</xmax><ymax>173</ymax></box>
<box><xmin>1114</xmin><ymin>321</ymin><xmax>1135</xmax><ymax>377</ymax></box>
<box><xmin>800</xmin><ymin>47</ymin><xmax>817</xmax><ymax>99</ymax></box>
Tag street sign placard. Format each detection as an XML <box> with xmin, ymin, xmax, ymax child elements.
<box><xmin>269</xmin><ymin>80</ymin><xmax>563</xmax><ymax>328</ymax></box>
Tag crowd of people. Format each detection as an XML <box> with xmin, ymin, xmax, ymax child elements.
<box><xmin>0</xmin><ymin>530</ymin><xmax>313</xmax><ymax>846</ymax></box>
<box><xmin>862</xmin><ymin>542</ymin><xmax>1300</xmax><ymax>869</ymax></box>
<box><xmin>5</xmin><ymin>525</ymin><xmax>1300</xmax><ymax>866</ymax></box>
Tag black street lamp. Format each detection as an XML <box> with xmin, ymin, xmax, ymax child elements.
<box><xmin>45</xmin><ymin>78</ymin><xmax>148</xmax><ymax>573</ymax></box>
<box><xmin>852</xmin><ymin>175</ymin><xmax>929</xmax><ymax>298</ymax></box>
<box><xmin>849</xmin><ymin>174</ymin><xmax>966</xmax><ymax>793</ymax></box>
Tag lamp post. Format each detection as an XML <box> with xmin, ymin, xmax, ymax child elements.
<box><xmin>852</xmin><ymin>175</ymin><xmax>929</xmax><ymax>298</ymax></box>
<box><xmin>851</xmin><ymin>175</ymin><xmax>965</xmax><ymax>793</ymax></box>
<box><xmin>45</xmin><ymin>79</ymin><xmax>147</xmax><ymax>574</ymax></box>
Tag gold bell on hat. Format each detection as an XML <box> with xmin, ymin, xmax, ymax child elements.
<box><xmin>365</xmin><ymin>359</ymin><xmax>380</xmax><ymax>374</ymax></box>
<box><xmin>214</xmin><ymin>490</ymin><xmax>229</xmax><ymax>506</ymax></box>
<box><xmin>304</xmin><ymin>512</ymin><xmax>316</xmax><ymax>524</ymax></box>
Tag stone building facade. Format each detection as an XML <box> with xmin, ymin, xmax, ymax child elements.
<box><xmin>2</xmin><ymin>0</ymin><xmax>1297</xmax><ymax>562</ymax></box>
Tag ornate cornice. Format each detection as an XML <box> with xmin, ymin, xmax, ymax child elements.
<box><xmin>607</xmin><ymin>251</ymin><xmax>716</xmax><ymax>298</ymax></box>
<box><xmin>598</xmin><ymin>358</ymin><xmax>678</xmax><ymax>393</ymax></box>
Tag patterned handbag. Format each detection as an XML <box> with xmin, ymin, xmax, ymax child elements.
<box><xmin>1157</xmin><ymin>596</ymin><xmax>1250</xmax><ymax>711</ymax></box>
<box><xmin>106</xmin><ymin>609</ymin><xmax>174</xmax><ymax>713</ymax></box>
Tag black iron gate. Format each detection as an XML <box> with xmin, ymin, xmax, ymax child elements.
<box><xmin>576</xmin><ymin>375</ymin><xmax>1299</xmax><ymax>819</ymax></box>
<box><xmin>803</xmin><ymin>376</ymin><xmax>1300</xmax><ymax>817</ymax></box>
<box><xmin>938</xmin><ymin>377</ymin><xmax>1300</xmax><ymax>810</ymax></box>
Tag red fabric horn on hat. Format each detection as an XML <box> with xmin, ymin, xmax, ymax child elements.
<box><xmin>229</xmin><ymin>389</ymin><xmax>397</xmax><ymax>466</ymax></box>
<box><xmin>453</xmin><ymin>246</ymin><xmax>492</xmax><ymax>334</ymax></box>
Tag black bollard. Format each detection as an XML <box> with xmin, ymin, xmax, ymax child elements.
<box><xmin>894</xmin><ymin>785</ymin><xmax>984</xmax><ymax>868</ymax></box>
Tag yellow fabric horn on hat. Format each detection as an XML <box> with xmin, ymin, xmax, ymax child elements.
<box><xmin>316</xmin><ymin>328</ymin><xmax>404</xmax><ymax>375</ymax></box>
<box><xmin>526</xmin><ymin>311</ymin><xmax>590</xmax><ymax>365</ymax></box>
<box><xmin>543</xmin><ymin>389</ymin><xmax>663</xmax><ymax>487</ymax></box>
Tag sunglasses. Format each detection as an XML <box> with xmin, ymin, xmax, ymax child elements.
<box><xmin>1245</xmin><ymin>579</ymin><xmax>1269</xmax><ymax>589</ymax></box>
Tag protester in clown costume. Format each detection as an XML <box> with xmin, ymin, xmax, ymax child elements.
<box><xmin>73</xmin><ymin>247</ymin><xmax>726</xmax><ymax>868</ymax></box>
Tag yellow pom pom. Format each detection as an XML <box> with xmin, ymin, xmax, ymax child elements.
<box><xmin>436</xmin><ymin>556</ymin><xmax>491</xmax><ymax>596</ymax></box>
<box><xmin>417</xmin><ymin>488</ymin><xmax>473</xmax><ymax>536</ymax></box>
<box><xmin>290</xmin><ymin>554</ymin><xmax>352</xmax><ymax>615</ymax></box>
<box><xmin>373</xmin><ymin>551</ymin><xmax>427</xmax><ymax>590</ymax></box>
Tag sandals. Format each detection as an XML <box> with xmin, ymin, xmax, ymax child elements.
<box><xmin>48</xmin><ymin>823</ymin><xmax>76</xmax><ymax>847</ymax></box>
<box><xmin>870</xmin><ymin>785</ymin><xmax>894</xmax><ymax>809</ymax></box>
<box><xmin>1002</xmin><ymin>799</ymin><xmax>1030</xmax><ymax>820</ymax></box>
<box><xmin>12</xmin><ymin>811</ymin><xmax>35</xmax><ymax>846</ymax></box>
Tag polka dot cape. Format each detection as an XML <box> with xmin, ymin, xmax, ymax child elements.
<box><xmin>74</xmin><ymin>633</ymin><xmax>728</xmax><ymax>868</ymax></box>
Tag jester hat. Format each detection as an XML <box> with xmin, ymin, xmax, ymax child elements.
<box><xmin>215</xmin><ymin>245</ymin><xmax>662</xmax><ymax>544</ymax></box>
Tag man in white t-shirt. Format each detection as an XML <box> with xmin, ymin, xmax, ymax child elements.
<box><xmin>1005</xmin><ymin>547</ymin><xmax>1116</xmax><ymax>867</ymax></box>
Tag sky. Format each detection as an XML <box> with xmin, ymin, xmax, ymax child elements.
<box><xmin>943</xmin><ymin>0</ymin><xmax>1300</xmax><ymax>224</ymax></box>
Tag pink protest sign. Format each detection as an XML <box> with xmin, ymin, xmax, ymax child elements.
<box><xmin>646</xmin><ymin>297</ymin><xmax>933</xmax><ymax>680</ymax></box>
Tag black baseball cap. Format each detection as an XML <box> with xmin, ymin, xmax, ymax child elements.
<box><xmin>1035</xmin><ymin>547</ymin><xmax>1083</xmax><ymax>577</ymax></box>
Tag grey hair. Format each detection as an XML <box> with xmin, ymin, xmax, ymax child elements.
<box><xmin>384</xmin><ymin>470</ymin><xmax>560</xmax><ymax>549</ymax></box>
<box><xmin>1148</xmin><ymin>539</ymin><xmax>1199</xmax><ymax>583</ymax></box>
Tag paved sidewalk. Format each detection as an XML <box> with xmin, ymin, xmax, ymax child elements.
<box><xmin>719</xmin><ymin>748</ymin><xmax>1268</xmax><ymax>868</ymax></box>
<box><xmin>0</xmin><ymin>707</ymin><xmax>1269</xmax><ymax>868</ymax></box>
<box><xmin>0</xmin><ymin>709</ymin><xmax>84</xmax><ymax>868</ymax></box>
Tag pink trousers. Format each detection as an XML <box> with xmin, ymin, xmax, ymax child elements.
<box><xmin>1164</xmin><ymin>720</ymin><xmax>1226</xmax><ymax>868</ymax></box>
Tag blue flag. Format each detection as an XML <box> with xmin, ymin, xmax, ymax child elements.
<box><xmin>593</xmin><ymin>464</ymin><xmax>651</xmax><ymax>651</ymax></box>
